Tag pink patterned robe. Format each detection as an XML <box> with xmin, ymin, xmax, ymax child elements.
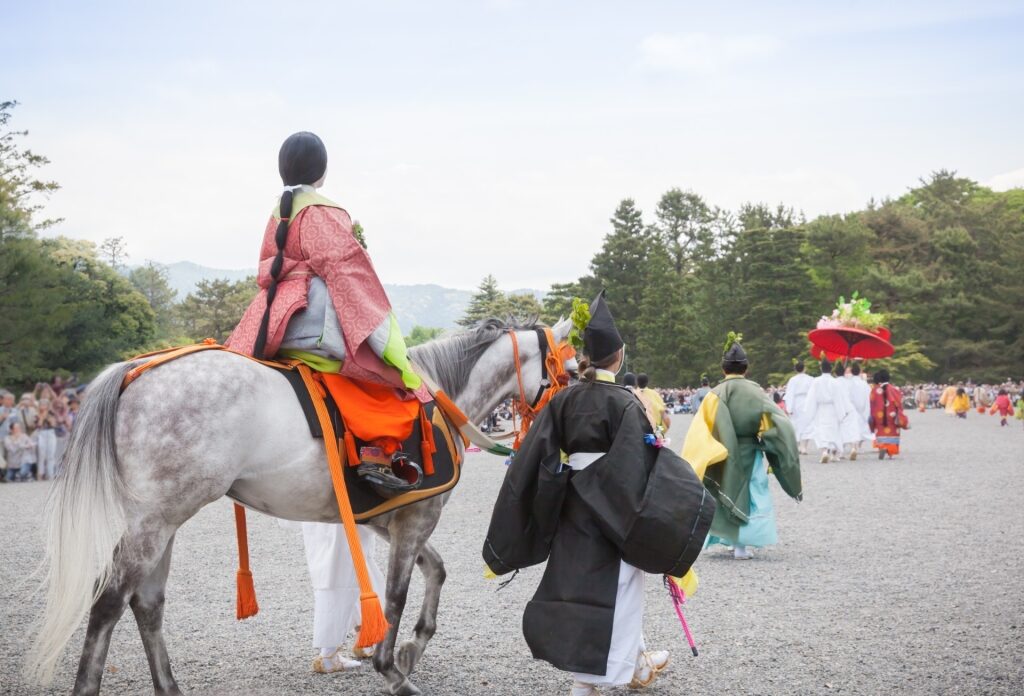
<box><xmin>227</xmin><ymin>204</ymin><xmax>404</xmax><ymax>389</ymax></box>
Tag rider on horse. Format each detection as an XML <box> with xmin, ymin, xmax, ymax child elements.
<box><xmin>227</xmin><ymin>131</ymin><xmax>427</xmax><ymax>492</ymax></box>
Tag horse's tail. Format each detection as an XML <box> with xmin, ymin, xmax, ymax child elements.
<box><xmin>26</xmin><ymin>360</ymin><xmax>135</xmax><ymax>685</ymax></box>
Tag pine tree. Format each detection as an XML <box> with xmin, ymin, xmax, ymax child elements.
<box><xmin>589</xmin><ymin>199</ymin><xmax>656</xmax><ymax>371</ymax></box>
<box><xmin>457</xmin><ymin>274</ymin><xmax>506</xmax><ymax>327</ymax></box>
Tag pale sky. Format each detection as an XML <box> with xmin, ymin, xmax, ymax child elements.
<box><xmin>7</xmin><ymin>0</ymin><xmax>1024</xmax><ymax>290</ymax></box>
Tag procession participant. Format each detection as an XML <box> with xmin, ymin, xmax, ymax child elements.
<box><xmin>972</xmin><ymin>384</ymin><xmax>990</xmax><ymax>413</ymax></box>
<box><xmin>691</xmin><ymin>375</ymin><xmax>711</xmax><ymax>412</ymax></box>
<box><xmin>869</xmin><ymin>369</ymin><xmax>906</xmax><ymax>459</ymax></box>
<box><xmin>301</xmin><ymin>522</ymin><xmax>385</xmax><ymax>673</ymax></box>
<box><xmin>227</xmin><ymin>131</ymin><xmax>427</xmax><ymax>491</ymax></box>
<box><xmin>952</xmin><ymin>388</ymin><xmax>971</xmax><ymax>419</ymax></box>
<box><xmin>989</xmin><ymin>389</ymin><xmax>1015</xmax><ymax>427</ymax></box>
<box><xmin>914</xmin><ymin>385</ymin><xmax>930</xmax><ymax>412</ymax></box>
<box><xmin>1015</xmin><ymin>391</ymin><xmax>1024</xmax><ymax>430</ymax></box>
<box><xmin>637</xmin><ymin>374</ymin><xmax>671</xmax><ymax>434</ymax></box>
<box><xmin>783</xmin><ymin>361</ymin><xmax>814</xmax><ymax>454</ymax></box>
<box><xmin>938</xmin><ymin>383</ymin><xmax>960</xmax><ymax>416</ymax></box>
<box><xmin>840</xmin><ymin>363</ymin><xmax>872</xmax><ymax>460</ymax></box>
<box><xmin>682</xmin><ymin>333</ymin><xmax>802</xmax><ymax>560</ymax></box>
<box><xmin>482</xmin><ymin>292</ymin><xmax>712</xmax><ymax>696</ymax></box>
<box><xmin>803</xmin><ymin>358</ymin><xmax>854</xmax><ymax>463</ymax></box>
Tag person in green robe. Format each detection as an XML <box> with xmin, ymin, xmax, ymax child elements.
<box><xmin>681</xmin><ymin>333</ymin><xmax>803</xmax><ymax>559</ymax></box>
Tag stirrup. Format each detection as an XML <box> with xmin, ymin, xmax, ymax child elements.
<box><xmin>357</xmin><ymin>448</ymin><xmax>423</xmax><ymax>495</ymax></box>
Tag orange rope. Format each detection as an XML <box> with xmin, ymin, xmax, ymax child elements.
<box><xmin>297</xmin><ymin>365</ymin><xmax>389</xmax><ymax>647</ymax></box>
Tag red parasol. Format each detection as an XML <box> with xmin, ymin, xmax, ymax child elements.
<box><xmin>808</xmin><ymin>326</ymin><xmax>894</xmax><ymax>360</ymax></box>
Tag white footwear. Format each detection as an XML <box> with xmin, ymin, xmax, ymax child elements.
<box><xmin>849</xmin><ymin>448</ymin><xmax>858</xmax><ymax>461</ymax></box>
<box><xmin>349</xmin><ymin>625</ymin><xmax>376</xmax><ymax>659</ymax></box>
<box><xmin>629</xmin><ymin>650</ymin><xmax>670</xmax><ymax>689</ymax></box>
<box><xmin>733</xmin><ymin>546</ymin><xmax>754</xmax><ymax>560</ymax></box>
<box><xmin>312</xmin><ymin>648</ymin><xmax>363</xmax><ymax>674</ymax></box>
<box><xmin>819</xmin><ymin>450</ymin><xmax>830</xmax><ymax>463</ymax></box>
<box><xmin>571</xmin><ymin>680</ymin><xmax>600</xmax><ymax>696</ymax></box>
<box><xmin>352</xmin><ymin>644</ymin><xmax>375</xmax><ymax>659</ymax></box>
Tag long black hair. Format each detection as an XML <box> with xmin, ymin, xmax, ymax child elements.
<box><xmin>252</xmin><ymin>132</ymin><xmax>328</xmax><ymax>359</ymax></box>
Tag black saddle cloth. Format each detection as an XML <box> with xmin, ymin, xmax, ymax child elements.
<box><xmin>276</xmin><ymin>368</ymin><xmax>461</xmax><ymax>521</ymax></box>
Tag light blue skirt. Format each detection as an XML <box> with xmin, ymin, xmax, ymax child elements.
<box><xmin>706</xmin><ymin>451</ymin><xmax>779</xmax><ymax>548</ymax></box>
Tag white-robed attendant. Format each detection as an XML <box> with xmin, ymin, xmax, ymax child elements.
<box><xmin>281</xmin><ymin>521</ymin><xmax>386</xmax><ymax>672</ymax></box>
<box><xmin>839</xmin><ymin>364</ymin><xmax>873</xmax><ymax>459</ymax></box>
<box><xmin>782</xmin><ymin>361</ymin><xmax>814</xmax><ymax>454</ymax></box>
<box><xmin>803</xmin><ymin>358</ymin><xmax>854</xmax><ymax>462</ymax></box>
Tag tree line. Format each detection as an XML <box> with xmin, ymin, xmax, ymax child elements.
<box><xmin>464</xmin><ymin>174</ymin><xmax>1024</xmax><ymax>385</ymax></box>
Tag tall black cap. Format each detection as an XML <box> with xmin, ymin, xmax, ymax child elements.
<box><xmin>583</xmin><ymin>290</ymin><xmax>624</xmax><ymax>363</ymax></box>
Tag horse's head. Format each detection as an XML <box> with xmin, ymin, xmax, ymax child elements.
<box><xmin>409</xmin><ymin>316</ymin><xmax>574</xmax><ymax>425</ymax></box>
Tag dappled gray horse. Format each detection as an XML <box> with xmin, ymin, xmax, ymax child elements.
<box><xmin>28</xmin><ymin>318</ymin><xmax>572</xmax><ymax>696</ymax></box>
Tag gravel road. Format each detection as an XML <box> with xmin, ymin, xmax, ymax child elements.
<box><xmin>2</xmin><ymin>408</ymin><xmax>1022</xmax><ymax>695</ymax></box>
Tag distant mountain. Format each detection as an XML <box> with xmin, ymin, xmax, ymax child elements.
<box><xmin>160</xmin><ymin>261</ymin><xmax>478</xmax><ymax>332</ymax></box>
<box><xmin>162</xmin><ymin>261</ymin><xmax>256</xmax><ymax>299</ymax></box>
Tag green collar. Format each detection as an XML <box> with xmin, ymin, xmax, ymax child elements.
<box><xmin>595</xmin><ymin>369</ymin><xmax>616</xmax><ymax>383</ymax></box>
<box><xmin>273</xmin><ymin>189</ymin><xmax>343</xmax><ymax>224</ymax></box>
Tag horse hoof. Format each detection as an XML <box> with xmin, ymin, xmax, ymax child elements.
<box><xmin>392</xmin><ymin>678</ymin><xmax>422</xmax><ymax>696</ymax></box>
<box><xmin>397</xmin><ymin>640</ymin><xmax>423</xmax><ymax>676</ymax></box>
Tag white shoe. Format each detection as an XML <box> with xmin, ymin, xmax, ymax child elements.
<box><xmin>850</xmin><ymin>448</ymin><xmax>858</xmax><ymax>461</ymax></box>
<box><xmin>571</xmin><ymin>681</ymin><xmax>600</xmax><ymax>696</ymax></box>
<box><xmin>819</xmin><ymin>451</ymin><xmax>830</xmax><ymax>463</ymax></box>
<box><xmin>312</xmin><ymin>649</ymin><xmax>363</xmax><ymax>674</ymax></box>
<box><xmin>629</xmin><ymin>650</ymin><xmax>669</xmax><ymax>689</ymax></box>
<box><xmin>734</xmin><ymin>547</ymin><xmax>754</xmax><ymax>560</ymax></box>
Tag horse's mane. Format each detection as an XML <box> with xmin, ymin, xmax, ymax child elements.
<box><xmin>409</xmin><ymin>317</ymin><xmax>544</xmax><ymax>398</ymax></box>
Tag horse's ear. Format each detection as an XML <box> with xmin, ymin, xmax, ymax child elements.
<box><xmin>552</xmin><ymin>316</ymin><xmax>572</xmax><ymax>343</ymax></box>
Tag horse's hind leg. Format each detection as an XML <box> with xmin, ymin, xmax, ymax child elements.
<box><xmin>130</xmin><ymin>534</ymin><xmax>182</xmax><ymax>696</ymax></box>
<box><xmin>396</xmin><ymin>541</ymin><xmax>446</xmax><ymax>677</ymax></box>
<box><xmin>73</xmin><ymin>521</ymin><xmax>175</xmax><ymax>696</ymax></box>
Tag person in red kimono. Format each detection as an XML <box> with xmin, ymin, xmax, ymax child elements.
<box><xmin>228</xmin><ymin>131</ymin><xmax>427</xmax><ymax>491</ymax></box>
<box><xmin>989</xmin><ymin>389</ymin><xmax>1016</xmax><ymax>427</ymax></box>
<box><xmin>869</xmin><ymin>369</ymin><xmax>906</xmax><ymax>459</ymax></box>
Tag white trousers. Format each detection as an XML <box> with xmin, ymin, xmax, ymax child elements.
<box><xmin>571</xmin><ymin>561</ymin><xmax>645</xmax><ymax>686</ymax></box>
<box><xmin>301</xmin><ymin>522</ymin><xmax>386</xmax><ymax>650</ymax></box>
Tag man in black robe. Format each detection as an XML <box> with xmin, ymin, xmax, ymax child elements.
<box><xmin>482</xmin><ymin>291</ymin><xmax>714</xmax><ymax>694</ymax></box>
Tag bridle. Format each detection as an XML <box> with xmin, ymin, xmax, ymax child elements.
<box><xmin>508</xmin><ymin>327</ymin><xmax>574</xmax><ymax>450</ymax></box>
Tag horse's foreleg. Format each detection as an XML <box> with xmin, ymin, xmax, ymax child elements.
<box><xmin>373</xmin><ymin>502</ymin><xmax>442</xmax><ymax>696</ymax></box>
<box><xmin>73</xmin><ymin>522</ymin><xmax>174</xmax><ymax>696</ymax></box>
<box><xmin>396</xmin><ymin>542</ymin><xmax>446</xmax><ymax>677</ymax></box>
<box><xmin>130</xmin><ymin>534</ymin><xmax>182</xmax><ymax>696</ymax></box>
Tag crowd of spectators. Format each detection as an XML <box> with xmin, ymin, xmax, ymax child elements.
<box><xmin>1</xmin><ymin>377</ymin><xmax>82</xmax><ymax>482</ymax></box>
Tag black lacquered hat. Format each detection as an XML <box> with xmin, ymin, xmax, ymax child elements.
<box><xmin>583</xmin><ymin>291</ymin><xmax>624</xmax><ymax>363</ymax></box>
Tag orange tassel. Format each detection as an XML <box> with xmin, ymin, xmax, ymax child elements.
<box><xmin>236</xmin><ymin>569</ymin><xmax>259</xmax><ymax>620</ymax></box>
<box><xmin>233</xmin><ymin>503</ymin><xmax>259</xmax><ymax>620</ymax></box>
<box><xmin>355</xmin><ymin>591</ymin><xmax>389</xmax><ymax>647</ymax></box>
<box><xmin>419</xmin><ymin>406</ymin><xmax>436</xmax><ymax>476</ymax></box>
